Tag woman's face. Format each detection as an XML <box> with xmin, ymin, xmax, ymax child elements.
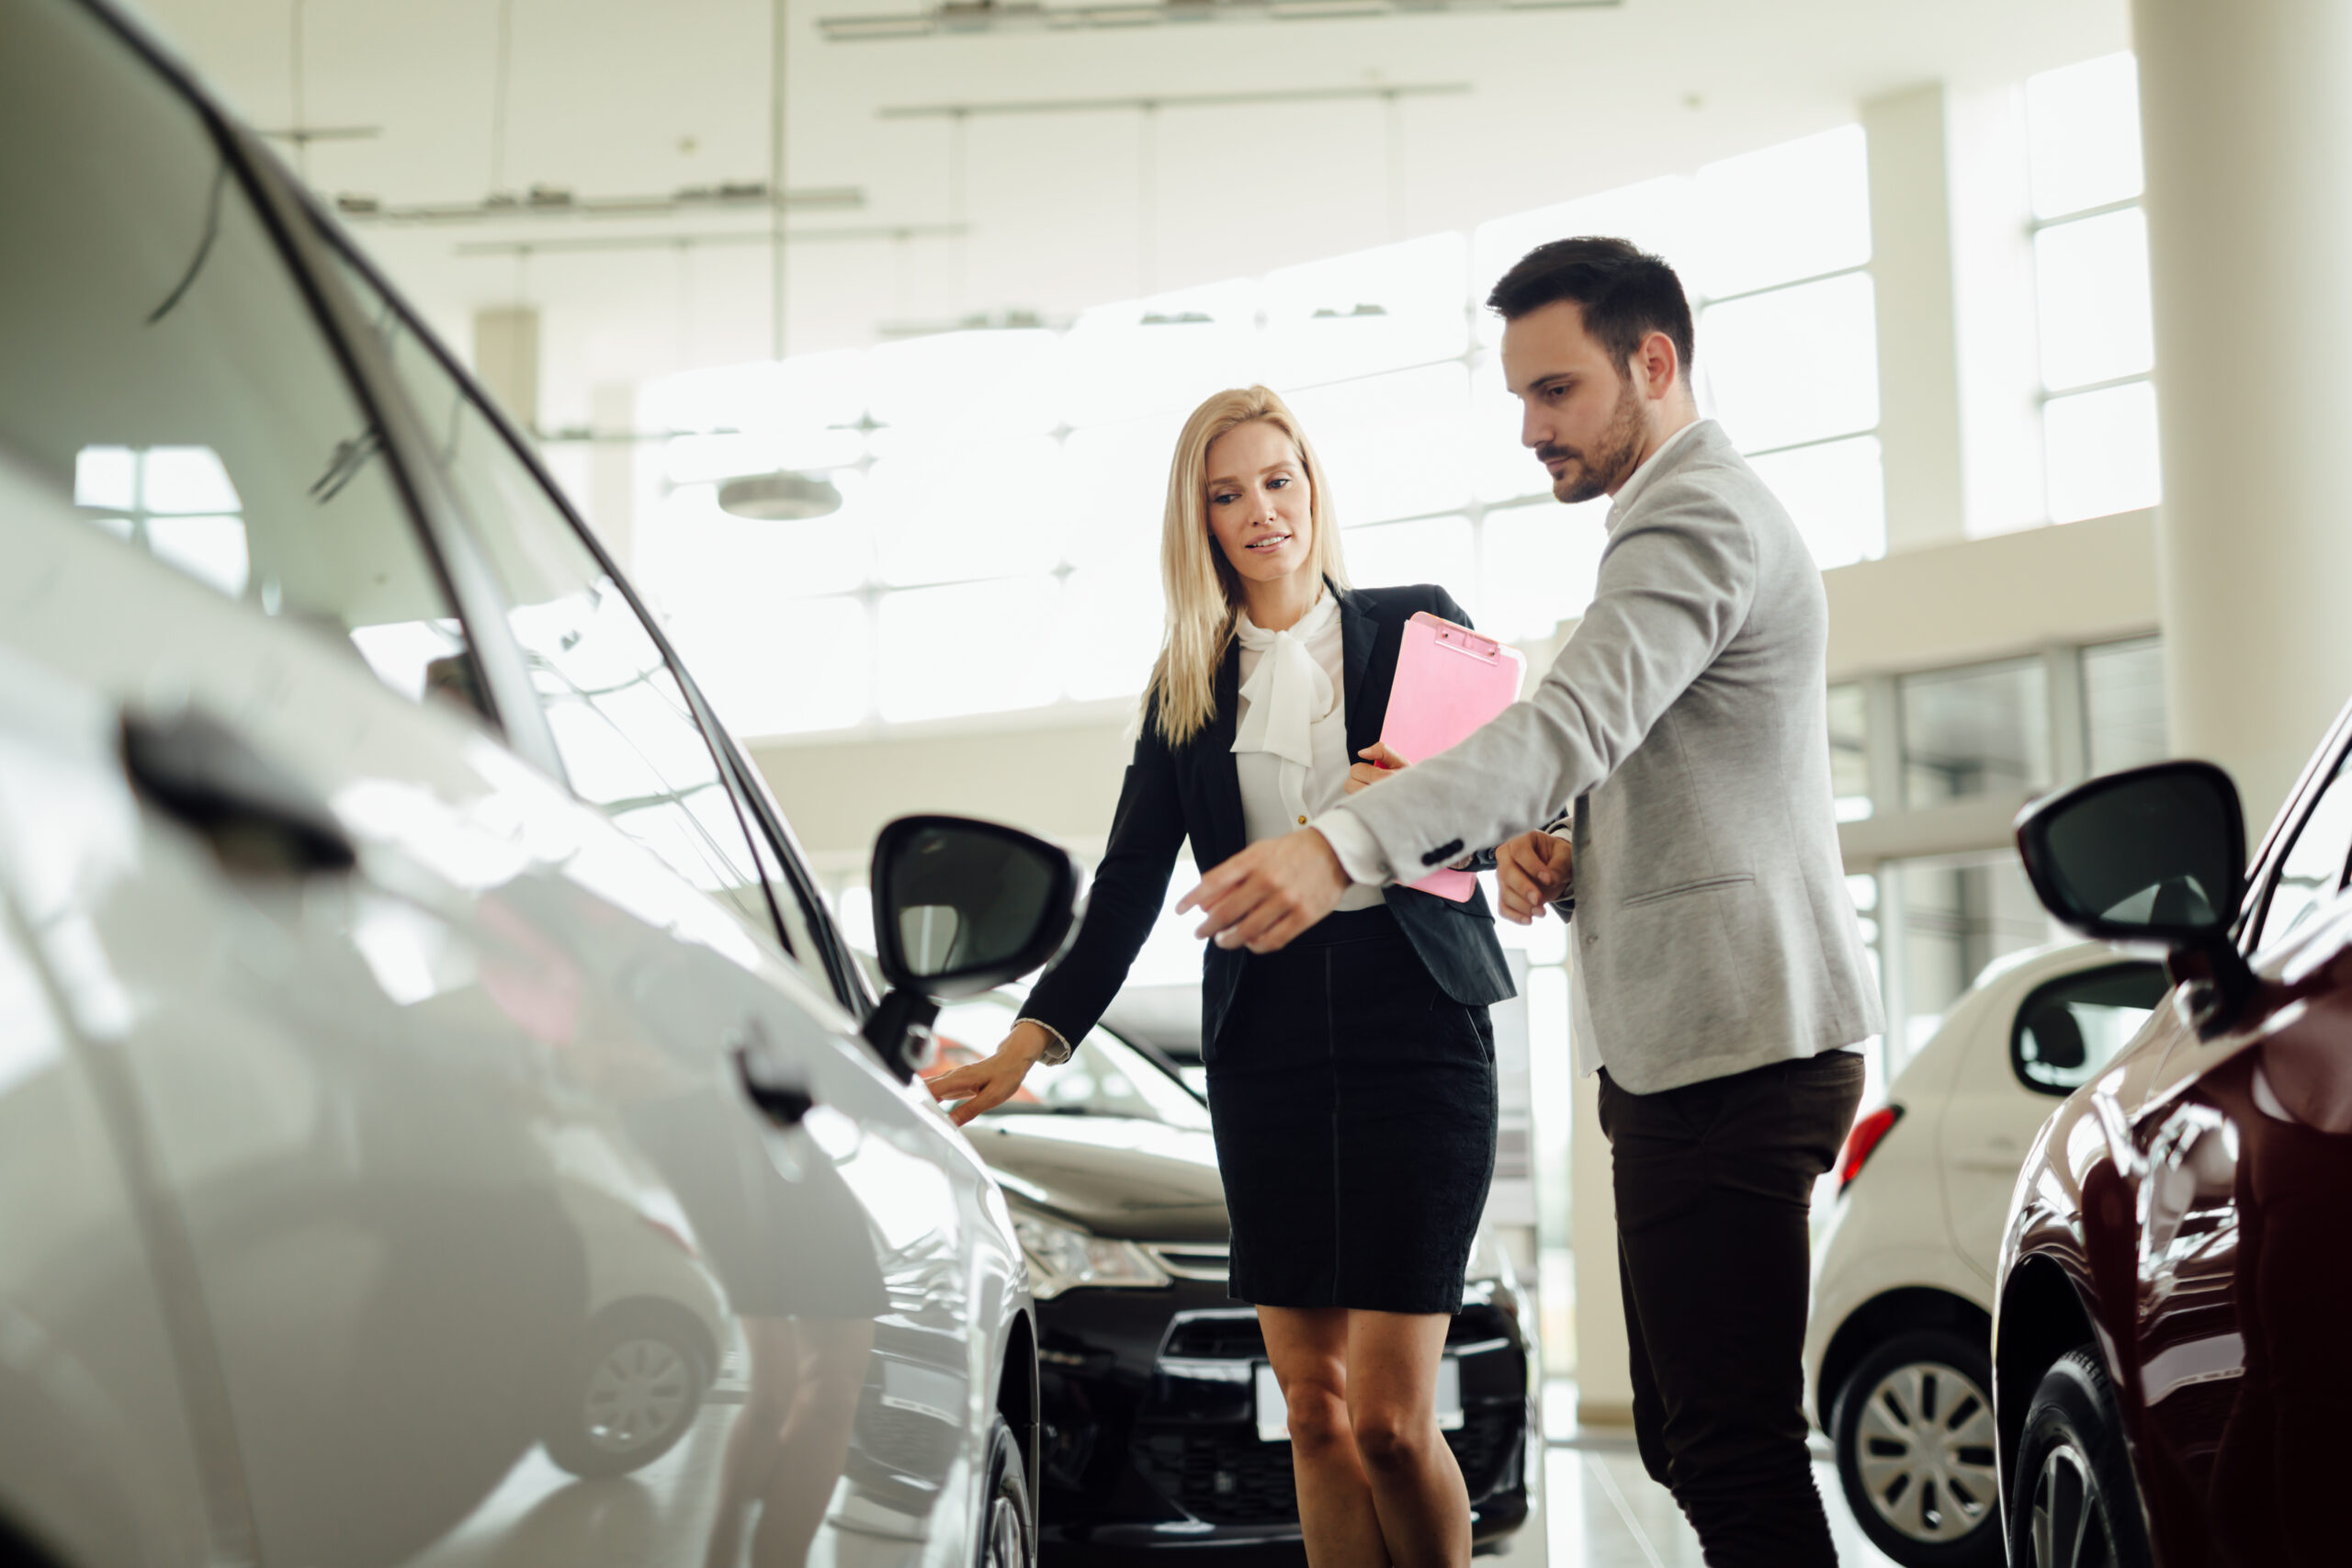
<box><xmin>1203</xmin><ymin>419</ymin><xmax>1314</xmax><ymax>587</ymax></box>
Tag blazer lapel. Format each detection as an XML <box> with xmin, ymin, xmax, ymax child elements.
<box><xmin>1336</xmin><ymin>583</ymin><xmax>1385</xmax><ymax>760</ymax></box>
<box><xmin>1200</xmin><ymin>642</ymin><xmax>1248</xmax><ymax>863</ymax></box>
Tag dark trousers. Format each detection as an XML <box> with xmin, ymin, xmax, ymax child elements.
<box><xmin>1597</xmin><ymin>1051</ymin><xmax>1864</xmax><ymax>1568</ymax></box>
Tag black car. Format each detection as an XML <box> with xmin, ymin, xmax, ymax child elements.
<box><xmin>926</xmin><ymin>994</ymin><xmax>1536</xmax><ymax>1564</ymax></box>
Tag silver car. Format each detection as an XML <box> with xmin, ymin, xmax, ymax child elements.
<box><xmin>0</xmin><ymin>4</ymin><xmax>1068</xmax><ymax>1566</ymax></box>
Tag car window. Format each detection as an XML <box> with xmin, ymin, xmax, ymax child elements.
<box><xmin>2252</xmin><ymin>749</ymin><xmax>2352</xmax><ymax>953</ymax></box>
<box><xmin>330</xmin><ymin>263</ymin><xmax>791</xmax><ymax>946</ymax></box>
<box><xmin>928</xmin><ymin>998</ymin><xmax>1213</xmax><ymax>1129</ymax></box>
<box><xmin>2010</xmin><ymin>962</ymin><xmax>2169</xmax><ymax>1096</ymax></box>
<box><xmin>0</xmin><ymin>0</ymin><xmax>481</xmax><ymax>716</ymax></box>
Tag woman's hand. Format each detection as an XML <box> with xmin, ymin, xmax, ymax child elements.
<box><xmin>926</xmin><ymin>1021</ymin><xmax>1053</xmax><ymax>1126</ymax></box>
<box><xmin>1343</xmin><ymin>740</ymin><xmax>1408</xmax><ymax>795</ymax></box>
<box><xmin>1496</xmin><ymin>830</ymin><xmax>1573</xmax><ymax>924</ymax></box>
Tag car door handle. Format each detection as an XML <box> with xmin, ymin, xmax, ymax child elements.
<box><xmin>120</xmin><ymin>705</ymin><xmax>356</xmax><ymax>874</ymax></box>
<box><xmin>734</xmin><ymin>1043</ymin><xmax>816</xmax><ymax>1127</ymax></box>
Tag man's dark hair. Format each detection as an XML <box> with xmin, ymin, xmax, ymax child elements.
<box><xmin>1486</xmin><ymin>236</ymin><xmax>1695</xmax><ymax>378</ymax></box>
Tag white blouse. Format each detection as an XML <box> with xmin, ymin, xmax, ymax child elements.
<box><xmin>1232</xmin><ymin>592</ymin><xmax>1385</xmax><ymax>912</ymax></box>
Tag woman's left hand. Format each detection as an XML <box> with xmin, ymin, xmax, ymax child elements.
<box><xmin>1344</xmin><ymin>741</ymin><xmax>1408</xmax><ymax>795</ymax></box>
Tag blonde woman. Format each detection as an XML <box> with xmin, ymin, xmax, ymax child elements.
<box><xmin>930</xmin><ymin>386</ymin><xmax>1513</xmax><ymax>1568</ymax></box>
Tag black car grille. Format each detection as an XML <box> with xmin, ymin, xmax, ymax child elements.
<box><xmin>1135</xmin><ymin>1404</ymin><xmax>1521</xmax><ymax>1527</ymax></box>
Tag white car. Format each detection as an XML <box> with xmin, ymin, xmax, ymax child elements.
<box><xmin>0</xmin><ymin>5</ymin><xmax>1074</xmax><ymax>1567</ymax></box>
<box><xmin>1805</xmin><ymin>942</ymin><xmax>2167</xmax><ymax>1568</ymax></box>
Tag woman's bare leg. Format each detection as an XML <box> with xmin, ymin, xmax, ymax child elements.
<box><xmin>707</xmin><ymin>1317</ymin><xmax>802</xmax><ymax>1568</ymax></box>
<box><xmin>1344</xmin><ymin>1311</ymin><xmax>1470</xmax><ymax>1568</ymax></box>
<box><xmin>748</xmin><ymin>1315</ymin><xmax>876</xmax><ymax>1568</ymax></box>
<box><xmin>1260</xmin><ymin>1306</ymin><xmax>1391</xmax><ymax>1568</ymax></box>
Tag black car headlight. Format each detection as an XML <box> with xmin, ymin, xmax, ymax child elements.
<box><xmin>1014</xmin><ymin>1211</ymin><xmax>1170</xmax><ymax>1300</ymax></box>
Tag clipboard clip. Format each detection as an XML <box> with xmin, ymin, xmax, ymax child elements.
<box><xmin>1433</xmin><ymin>626</ymin><xmax>1502</xmax><ymax>665</ymax></box>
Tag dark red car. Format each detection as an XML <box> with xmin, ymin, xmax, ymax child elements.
<box><xmin>1992</xmin><ymin>701</ymin><xmax>2352</xmax><ymax>1567</ymax></box>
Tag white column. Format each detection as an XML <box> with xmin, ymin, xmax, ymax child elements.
<box><xmin>1864</xmin><ymin>85</ymin><xmax>1968</xmax><ymax>553</ymax></box>
<box><xmin>2133</xmin><ymin>0</ymin><xmax>2352</xmax><ymax>830</ymax></box>
<box><xmin>471</xmin><ymin>306</ymin><xmax>540</xmax><ymax>434</ymax></box>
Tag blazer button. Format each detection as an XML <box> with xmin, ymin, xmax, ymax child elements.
<box><xmin>1296</xmin><ymin>815</ymin><xmax>1306</xmax><ymax>826</ymax></box>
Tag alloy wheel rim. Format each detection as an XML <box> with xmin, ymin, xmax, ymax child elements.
<box><xmin>2030</xmin><ymin>1442</ymin><xmax>2112</xmax><ymax>1568</ymax></box>
<box><xmin>582</xmin><ymin>1337</ymin><xmax>693</xmax><ymax>1452</ymax></box>
<box><xmin>1854</xmin><ymin>1359</ymin><xmax>2000</xmax><ymax>1542</ymax></box>
<box><xmin>984</xmin><ymin>1493</ymin><xmax>1026</xmax><ymax>1568</ymax></box>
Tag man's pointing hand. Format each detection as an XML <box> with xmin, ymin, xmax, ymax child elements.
<box><xmin>1178</xmin><ymin>828</ymin><xmax>1350</xmax><ymax>954</ymax></box>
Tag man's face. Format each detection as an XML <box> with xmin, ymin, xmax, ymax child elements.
<box><xmin>1499</xmin><ymin>299</ymin><xmax>1649</xmax><ymax>505</ymax></box>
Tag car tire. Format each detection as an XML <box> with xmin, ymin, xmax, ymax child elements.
<box><xmin>542</xmin><ymin>1304</ymin><xmax>710</xmax><ymax>1479</ymax></box>
<box><xmin>1831</xmin><ymin>1329</ymin><xmax>2004</xmax><ymax>1567</ymax></box>
<box><xmin>2007</xmin><ymin>1348</ymin><xmax>2154</xmax><ymax>1568</ymax></box>
<box><xmin>978</xmin><ymin>1414</ymin><xmax>1034</xmax><ymax>1568</ymax></box>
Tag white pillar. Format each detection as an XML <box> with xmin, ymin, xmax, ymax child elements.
<box><xmin>471</xmin><ymin>306</ymin><xmax>541</xmax><ymax>434</ymax></box>
<box><xmin>2133</xmin><ymin>0</ymin><xmax>2352</xmax><ymax>831</ymax></box>
<box><xmin>589</xmin><ymin>383</ymin><xmax>637</xmax><ymax>572</ymax></box>
<box><xmin>1865</xmin><ymin>84</ymin><xmax>1969</xmax><ymax>553</ymax></box>
<box><xmin>1942</xmin><ymin>82</ymin><xmax>2047</xmax><ymax>540</ymax></box>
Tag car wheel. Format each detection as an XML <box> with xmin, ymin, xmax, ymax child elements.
<box><xmin>543</xmin><ymin>1305</ymin><xmax>710</xmax><ymax>1479</ymax></box>
<box><xmin>1831</xmin><ymin>1329</ymin><xmax>2004</xmax><ymax>1567</ymax></box>
<box><xmin>2007</xmin><ymin>1348</ymin><xmax>2153</xmax><ymax>1568</ymax></box>
<box><xmin>978</xmin><ymin>1415</ymin><xmax>1034</xmax><ymax>1568</ymax></box>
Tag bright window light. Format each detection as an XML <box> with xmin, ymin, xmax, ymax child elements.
<box><xmin>1693</xmin><ymin>126</ymin><xmax>1871</xmax><ymax>300</ymax></box>
<box><xmin>1264</xmin><ymin>232</ymin><xmax>1470</xmax><ymax>386</ymax></box>
<box><xmin>145</xmin><ymin>514</ymin><xmax>250</xmax><ymax>597</ymax></box>
<box><xmin>73</xmin><ymin>445</ymin><xmax>137</xmax><ymax>510</ymax></box>
<box><xmin>1745</xmin><ymin>435</ymin><xmax>1886</xmax><ymax>569</ymax></box>
<box><xmin>1060</xmin><ymin>567</ymin><xmax>1164</xmax><ymax>703</ymax></box>
<box><xmin>865</xmin><ymin>328</ymin><xmax>1061</xmax><ymax>438</ymax></box>
<box><xmin>2027</xmin><ymin>52</ymin><xmax>2144</xmax><ymax>221</ymax></box>
<box><xmin>673</xmin><ymin>592</ymin><xmax>871</xmax><ymax>738</ymax></box>
<box><xmin>1058</xmin><ymin>280</ymin><xmax>1267</xmax><ymax>430</ymax></box>
<box><xmin>876</xmin><ymin>575</ymin><xmax>1064</xmax><ymax>723</ymax></box>
<box><xmin>2034</xmin><ymin>208</ymin><xmax>2154</xmax><ymax>391</ymax></box>
<box><xmin>872</xmin><ymin>434</ymin><xmax>1065</xmax><ymax>588</ymax></box>
<box><xmin>1477</xmin><ymin>499</ymin><xmax>1607</xmax><ymax>642</ymax></box>
<box><xmin>1699</xmin><ymin>272</ymin><xmax>1881</xmax><ymax>454</ymax></box>
<box><xmin>2044</xmin><ymin>381</ymin><xmax>2161</xmax><ymax>523</ymax></box>
<box><xmin>1288</xmin><ymin>362</ymin><xmax>1473</xmax><ymax>526</ymax></box>
<box><xmin>1060</xmin><ymin>414</ymin><xmax>1183</xmax><ymax>576</ymax></box>
<box><xmin>1340</xmin><ymin>515</ymin><xmax>1475</xmax><ymax>605</ymax></box>
<box><xmin>140</xmin><ymin>446</ymin><xmax>243</xmax><ymax>513</ymax></box>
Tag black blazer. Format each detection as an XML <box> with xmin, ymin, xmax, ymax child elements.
<box><xmin>1022</xmin><ymin>581</ymin><xmax>1517</xmax><ymax>1056</ymax></box>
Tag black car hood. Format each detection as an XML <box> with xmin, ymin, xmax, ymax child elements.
<box><xmin>963</xmin><ymin>1115</ymin><xmax>1228</xmax><ymax>1242</ymax></box>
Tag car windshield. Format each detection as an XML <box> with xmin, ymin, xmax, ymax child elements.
<box><xmin>927</xmin><ymin>998</ymin><xmax>1211</xmax><ymax>1130</ymax></box>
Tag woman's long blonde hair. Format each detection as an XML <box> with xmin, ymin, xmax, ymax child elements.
<box><xmin>1145</xmin><ymin>386</ymin><xmax>1351</xmax><ymax>746</ymax></box>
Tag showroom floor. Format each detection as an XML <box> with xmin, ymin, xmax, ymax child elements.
<box><xmin>1508</xmin><ymin>1383</ymin><xmax>1899</xmax><ymax>1568</ymax></box>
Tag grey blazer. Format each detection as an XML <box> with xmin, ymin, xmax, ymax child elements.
<box><xmin>1330</xmin><ymin>420</ymin><xmax>1883</xmax><ymax>1093</ymax></box>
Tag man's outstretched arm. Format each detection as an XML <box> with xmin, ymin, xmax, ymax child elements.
<box><xmin>1182</xmin><ymin>475</ymin><xmax>1756</xmax><ymax>947</ymax></box>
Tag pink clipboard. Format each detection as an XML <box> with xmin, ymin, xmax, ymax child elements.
<box><xmin>1377</xmin><ymin>613</ymin><xmax>1528</xmax><ymax>902</ymax></box>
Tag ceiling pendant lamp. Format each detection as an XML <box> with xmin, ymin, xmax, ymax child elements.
<box><xmin>718</xmin><ymin>469</ymin><xmax>842</xmax><ymax>520</ymax></box>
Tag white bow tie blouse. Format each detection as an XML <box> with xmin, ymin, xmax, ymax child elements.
<box><xmin>1231</xmin><ymin>592</ymin><xmax>1386</xmax><ymax>913</ymax></box>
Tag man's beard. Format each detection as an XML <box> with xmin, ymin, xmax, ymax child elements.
<box><xmin>1538</xmin><ymin>376</ymin><xmax>1648</xmax><ymax>504</ymax></box>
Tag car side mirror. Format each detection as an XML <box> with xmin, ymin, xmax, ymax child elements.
<box><xmin>2014</xmin><ymin>761</ymin><xmax>2255</xmax><ymax>1032</ymax></box>
<box><xmin>862</xmin><ymin>815</ymin><xmax>1083</xmax><ymax>1081</ymax></box>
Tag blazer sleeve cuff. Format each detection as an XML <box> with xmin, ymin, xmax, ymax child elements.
<box><xmin>1309</xmin><ymin>810</ymin><xmax>1391</xmax><ymax>886</ymax></box>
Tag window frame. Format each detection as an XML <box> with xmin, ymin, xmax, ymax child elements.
<box><xmin>2240</xmin><ymin>719</ymin><xmax>2352</xmax><ymax>956</ymax></box>
<box><xmin>2007</xmin><ymin>959</ymin><xmax>2169</xmax><ymax>1099</ymax></box>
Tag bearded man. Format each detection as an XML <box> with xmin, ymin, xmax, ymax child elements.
<box><xmin>1181</xmin><ymin>236</ymin><xmax>1883</xmax><ymax>1566</ymax></box>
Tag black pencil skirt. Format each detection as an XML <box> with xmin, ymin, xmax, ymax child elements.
<box><xmin>1205</xmin><ymin>905</ymin><xmax>1498</xmax><ymax>1315</ymax></box>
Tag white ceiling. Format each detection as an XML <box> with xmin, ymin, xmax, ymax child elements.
<box><xmin>134</xmin><ymin>0</ymin><xmax>2128</xmax><ymax>429</ymax></box>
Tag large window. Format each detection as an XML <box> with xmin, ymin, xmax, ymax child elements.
<box><xmin>639</xmin><ymin>127</ymin><xmax>1880</xmax><ymax>739</ymax></box>
<box><xmin>2028</xmin><ymin>53</ymin><xmax>2160</xmax><ymax>524</ymax></box>
<box><xmin>1839</xmin><ymin>638</ymin><xmax>2172</xmax><ymax>1066</ymax></box>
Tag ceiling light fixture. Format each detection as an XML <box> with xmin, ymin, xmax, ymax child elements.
<box><xmin>717</xmin><ymin>470</ymin><xmax>844</xmax><ymax>520</ymax></box>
